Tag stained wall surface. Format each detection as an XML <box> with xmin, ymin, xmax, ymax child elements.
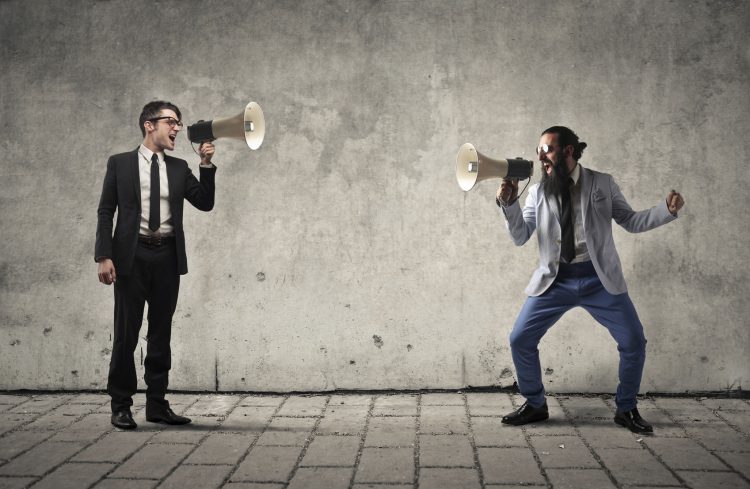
<box><xmin>1</xmin><ymin>0</ymin><xmax>748</xmax><ymax>393</ymax></box>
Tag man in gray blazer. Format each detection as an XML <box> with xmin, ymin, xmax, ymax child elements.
<box><xmin>496</xmin><ymin>126</ymin><xmax>684</xmax><ymax>433</ymax></box>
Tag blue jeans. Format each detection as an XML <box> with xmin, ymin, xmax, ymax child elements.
<box><xmin>509</xmin><ymin>261</ymin><xmax>646</xmax><ymax>412</ymax></box>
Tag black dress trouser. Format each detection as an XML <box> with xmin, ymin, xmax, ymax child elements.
<box><xmin>108</xmin><ymin>240</ymin><xmax>180</xmax><ymax>413</ymax></box>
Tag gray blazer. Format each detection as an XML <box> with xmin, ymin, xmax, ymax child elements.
<box><xmin>502</xmin><ymin>166</ymin><xmax>676</xmax><ymax>296</ymax></box>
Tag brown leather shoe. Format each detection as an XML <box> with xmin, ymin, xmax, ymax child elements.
<box><xmin>614</xmin><ymin>407</ymin><xmax>653</xmax><ymax>434</ymax></box>
<box><xmin>501</xmin><ymin>402</ymin><xmax>549</xmax><ymax>426</ymax></box>
<box><xmin>111</xmin><ymin>410</ymin><xmax>137</xmax><ymax>430</ymax></box>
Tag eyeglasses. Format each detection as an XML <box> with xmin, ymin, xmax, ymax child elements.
<box><xmin>536</xmin><ymin>143</ymin><xmax>558</xmax><ymax>155</ymax></box>
<box><xmin>149</xmin><ymin>116</ymin><xmax>184</xmax><ymax>129</ymax></box>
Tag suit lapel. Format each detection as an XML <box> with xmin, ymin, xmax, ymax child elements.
<box><xmin>130</xmin><ymin>148</ymin><xmax>141</xmax><ymax>208</ymax></box>
<box><xmin>542</xmin><ymin>186</ymin><xmax>560</xmax><ymax>221</ymax></box>
<box><xmin>579</xmin><ymin>166</ymin><xmax>594</xmax><ymax>223</ymax></box>
<box><xmin>165</xmin><ymin>155</ymin><xmax>180</xmax><ymax>207</ymax></box>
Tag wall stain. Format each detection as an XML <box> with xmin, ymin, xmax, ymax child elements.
<box><xmin>256</xmin><ymin>272</ymin><xmax>266</xmax><ymax>282</ymax></box>
<box><xmin>84</xmin><ymin>331</ymin><xmax>95</xmax><ymax>340</ymax></box>
<box><xmin>545</xmin><ymin>368</ymin><xmax>554</xmax><ymax>376</ymax></box>
<box><xmin>43</xmin><ymin>327</ymin><xmax>52</xmax><ymax>336</ymax></box>
<box><xmin>10</xmin><ymin>339</ymin><xmax>20</xmax><ymax>346</ymax></box>
<box><xmin>372</xmin><ymin>335</ymin><xmax>383</xmax><ymax>349</ymax></box>
<box><xmin>406</xmin><ymin>344</ymin><xmax>413</xmax><ymax>351</ymax></box>
<box><xmin>0</xmin><ymin>262</ymin><xmax>8</xmax><ymax>290</ymax></box>
<box><xmin>215</xmin><ymin>355</ymin><xmax>219</xmax><ymax>392</ymax></box>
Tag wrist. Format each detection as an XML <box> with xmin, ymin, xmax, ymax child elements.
<box><xmin>497</xmin><ymin>196</ymin><xmax>517</xmax><ymax>207</ymax></box>
<box><xmin>496</xmin><ymin>197</ymin><xmax>513</xmax><ymax>208</ymax></box>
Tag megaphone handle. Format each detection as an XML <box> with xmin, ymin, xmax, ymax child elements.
<box><xmin>190</xmin><ymin>140</ymin><xmax>214</xmax><ymax>156</ymax></box>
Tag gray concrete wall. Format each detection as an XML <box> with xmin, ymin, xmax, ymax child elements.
<box><xmin>1</xmin><ymin>0</ymin><xmax>748</xmax><ymax>393</ymax></box>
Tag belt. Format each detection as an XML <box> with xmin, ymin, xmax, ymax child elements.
<box><xmin>557</xmin><ymin>260</ymin><xmax>596</xmax><ymax>277</ymax></box>
<box><xmin>138</xmin><ymin>234</ymin><xmax>174</xmax><ymax>247</ymax></box>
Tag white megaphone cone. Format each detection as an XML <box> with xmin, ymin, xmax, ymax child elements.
<box><xmin>455</xmin><ymin>143</ymin><xmax>533</xmax><ymax>191</ymax></box>
<box><xmin>187</xmin><ymin>101</ymin><xmax>265</xmax><ymax>150</ymax></box>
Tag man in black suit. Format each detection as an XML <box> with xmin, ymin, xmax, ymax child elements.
<box><xmin>95</xmin><ymin>100</ymin><xmax>216</xmax><ymax>429</ymax></box>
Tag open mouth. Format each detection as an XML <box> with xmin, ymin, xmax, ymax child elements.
<box><xmin>168</xmin><ymin>134</ymin><xmax>176</xmax><ymax>142</ymax></box>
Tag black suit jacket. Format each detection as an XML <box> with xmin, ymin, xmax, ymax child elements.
<box><xmin>95</xmin><ymin>148</ymin><xmax>216</xmax><ymax>275</ymax></box>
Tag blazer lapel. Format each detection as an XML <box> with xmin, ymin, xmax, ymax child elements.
<box><xmin>165</xmin><ymin>155</ymin><xmax>181</xmax><ymax>207</ymax></box>
<box><xmin>542</xmin><ymin>186</ymin><xmax>561</xmax><ymax>221</ymax></box>
<box><xmin>579</xmin><ymin>166</ymin><xmax>594</xmax><ymax>223</ymax></box>
<box><xmin>130</xmin><ymin>148</ymin><xmax>141</xmax><ymax>208</ymax></box>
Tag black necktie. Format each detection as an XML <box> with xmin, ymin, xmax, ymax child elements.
<box><xmin>560</xmin><ymin>178</ymin><xmax>575</xmax><ymax>263</ymax></box>
<box><xmin>149</xmin><ymin>154</ymin><xmax>160</xmax><ymax>232</ymax></box>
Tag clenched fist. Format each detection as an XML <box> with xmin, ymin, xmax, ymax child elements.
<box><xmin>666</xmin><ymin>190</ymin><xmax>684</xmax><ymax>216</ymax></box>
<box><xmin>496</xmin><ymin>178</ymin><xmax>519</xmax><ymax>206</ymax></box>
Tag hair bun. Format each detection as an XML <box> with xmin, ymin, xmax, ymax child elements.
<box><xmin>579</xmin><ymin>142</ymin><xmax>588</xmax><ymax>150</ymax></box>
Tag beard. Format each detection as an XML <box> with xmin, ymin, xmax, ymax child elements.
<box><xmin>540</xmin><ymin>155</ymin><xmax>570</xmax><ymax>200</ymax></box>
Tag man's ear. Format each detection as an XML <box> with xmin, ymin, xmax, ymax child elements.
<box><xmin>563</xmin><ymin>144</ymin><xmax>574</xmax><ymax>157</ymax></box>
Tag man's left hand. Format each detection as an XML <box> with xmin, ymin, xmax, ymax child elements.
<box><xmin>199</xmin><ymin>142</ymin><xmax>215</xmax><ymax>166</ymax></box>
<box><xmin>666</xmin><ymin>190</ymin><xmax>684</xmax><ymax>216</ymax></box>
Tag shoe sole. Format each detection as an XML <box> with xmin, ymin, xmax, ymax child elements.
<box><xmin>501</xmin><ymin>413</ymin><xmax>549</xmax><ymax>426</ymax></box>
<box><xmin>146</xmin><ymin>418</ymin><xmax>191</xmax><ymax>425</ymax></box>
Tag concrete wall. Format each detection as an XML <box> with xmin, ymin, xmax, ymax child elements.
<box><xmin>1</xmin><ymin>0</ymin><xmax>748</xmax><ymax>393</ymax></box>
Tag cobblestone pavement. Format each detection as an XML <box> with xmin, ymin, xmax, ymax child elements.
<box><xmin>0</xmin><ymin>392</ymin><xmax>748</xmax><ymax>488</ymax></box>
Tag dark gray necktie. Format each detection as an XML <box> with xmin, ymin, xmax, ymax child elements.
<box><xmin>149</xmin><ymin>154</ymin><xmax>160</xmax><ymax>232</ymax></box>
<box><xmin>560</xmin><ymin>178</ymin><xmax>575</xmax><ymax>263</ymax></box>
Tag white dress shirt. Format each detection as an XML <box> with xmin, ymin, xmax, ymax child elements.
<box><xmin>137</xmin><ymin>144</ymin><xmax>174</xmax><ymax>236</ymax></box>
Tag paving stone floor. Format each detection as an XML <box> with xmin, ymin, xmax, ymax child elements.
<box><xmin>0</xmin><ymin>391</ymin><xmax>748</xmax><ymax>488</ymax></box>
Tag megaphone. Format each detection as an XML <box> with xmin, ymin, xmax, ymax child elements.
<box><xmin>187</xmin><ymin>101</ymin><xmax>265</xmax><ymax>150</ymax></box>
<box><xmin>455</xmin><ymin>143</ymin><xmax>533</xmax><ymax>191</ymax></box>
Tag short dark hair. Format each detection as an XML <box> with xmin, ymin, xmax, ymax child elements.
<box><xmin>139</xmin><ymin>100</ymin><xmax>181</xmax><ymax>136</ymax></box>
<box><xmin>542</xmin><ymin>126</ymin><xmax>587</xmax><ymax>161</ymax></box>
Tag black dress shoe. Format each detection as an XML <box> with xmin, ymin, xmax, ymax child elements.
<box><xmin>146</xmin><ymin>407</ymin><xmax>191</xmax><ymax>425</ymax></box>
<box><xmin>502</xmin><ymin>401</ymin><xmax>549</xmax><ymax>426</ymax></box>
<box><xmin>614</xmin><ymin>407</ymin><xmax>653</xmax><ymax>434</ymax></box>
<box><xmin>111</xmin><ymin>410</ymin><xmax>137</xmax><ymax>430</ymax></box>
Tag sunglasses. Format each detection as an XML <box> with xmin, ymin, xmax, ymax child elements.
<box><xmin>535</xmin><ymin>143</ymin><xmax>558</xmax><ymax>155</ymax></box>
